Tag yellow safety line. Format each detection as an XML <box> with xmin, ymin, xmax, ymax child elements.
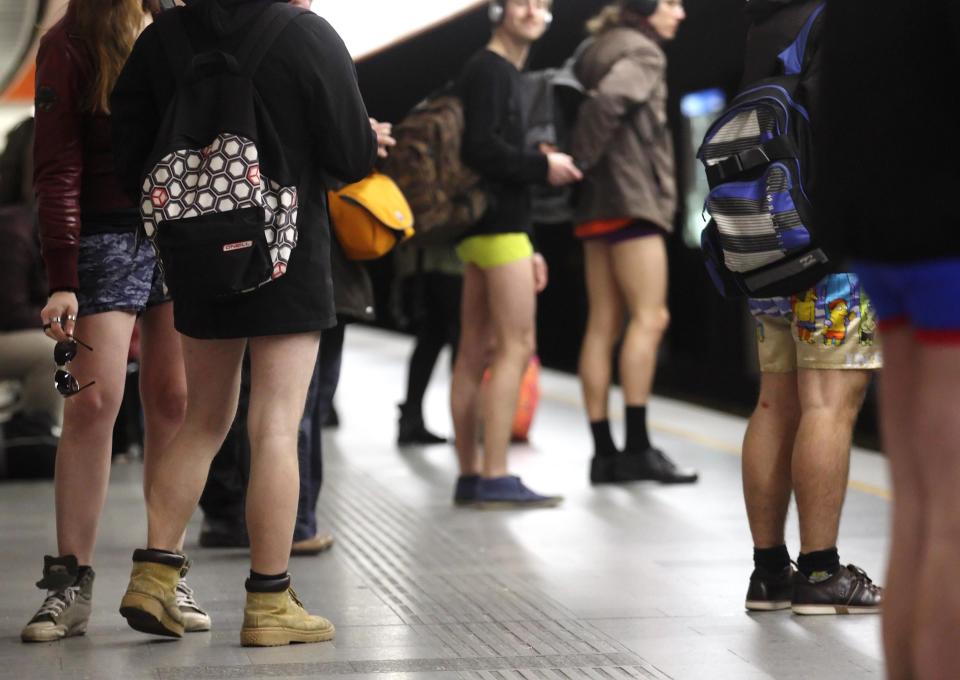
<box><xmin>540</xmin><ymin>389</ymin><xmax>892</xmax><ymax>501</ymax></box>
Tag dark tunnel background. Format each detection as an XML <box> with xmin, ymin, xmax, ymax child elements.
<box><xmin>353</xmin><ymin>0</ymin><xmax>879</xmax><ymax>443</ymax></box>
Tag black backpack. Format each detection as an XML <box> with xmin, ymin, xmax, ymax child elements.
<box><xmin>522</xmin><ymin>57</ymin><xmax>587</xmax><ymax>225</ymax></box>
<box><xmin>697</xmin><ymin>2</ymin><xmax>830</xmax><ymax>298</ymax></box>
<box><xmin>140</xmin><ymin>4</ymin><xmax>307</xmax><ymax>301</ymax></box>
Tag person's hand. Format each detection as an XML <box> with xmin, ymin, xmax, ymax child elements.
<box><xmin>370</xmin><ymin>118</ymin><xmax>396</xmax><ymax>159</ymax></box>
<box><xmin>547</xmin><ymin>152</ymin><xmax>583</xmax><ymax>186</ymax></box>
<box><xmin>41</xmin><ymin>291</ymin><xmax>79</xmax><ymax>343</ymax></box>
<box><xmin>532</xmin><ymin>252</ymin><xmax>549</xmax><ymax>293</ymax></box>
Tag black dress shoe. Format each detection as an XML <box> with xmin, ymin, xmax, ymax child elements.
<box><xmin>745</xmin><ymin>565</ymin><xmax>795</xmax><ymax>611</ymax></box>
<box><xmin>617</xmin><ymin>448</ymin><xmax>699</xmax><ymax>484</ymax></box>
<box><xmin>397</xmin><ymin>419</ymin><xmax>447</xmax><ymax>446</ymax></box>
<box><xmin>589</xmin><ymin>454</ymin><xmax>619</xmax><ymax>485</ymax></box>
<box><xmin>198</xmin><ymin>517</ymin><xmax>249</xmax><ymax>548</ymax></box>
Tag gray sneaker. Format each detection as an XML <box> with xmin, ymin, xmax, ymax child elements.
<box><xmin>176</xmin><ymin>579</ymin><xmax>211</xmax><ymax>632</ymax></box>
<box><xmin>176</xmin><ymin>558</ymin><xmax>212</xmax><ymax>633</ymax></box>
<box><xmin>21</xmin><ymin>556</ymin><xmax>94</xmax><ymax>643</ymax></box>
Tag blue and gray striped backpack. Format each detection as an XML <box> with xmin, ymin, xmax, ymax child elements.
<box><xmin>697</xmin><ymin>2</ymin><xmax>829</xmax><ymax>298</ymax></box>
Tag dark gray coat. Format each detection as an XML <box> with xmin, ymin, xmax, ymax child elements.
<box><xmin>569</xmin><ymin>27</ymin><xmax>676</xmax><ymax>233</ymax></box>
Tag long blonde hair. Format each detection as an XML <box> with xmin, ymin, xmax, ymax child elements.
<box><xmin>72</xmin><ymin>0</ymin><xmax>146</xmax><ymax>113</ymax></box>
<box><xmin>586</xmin><ymin>5</ymin><xmax>624</xmax><ymax>35</ymax></box>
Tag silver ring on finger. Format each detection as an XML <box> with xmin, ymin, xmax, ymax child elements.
<box><xmin>52</xmin><ymin>316</ymin><xmax>62</xmax><ymax>325</ymax></box>
<box><xmin>66</xmin><ymin>314</ymin><xmax>77</xmax><ymax>321</ymax></box>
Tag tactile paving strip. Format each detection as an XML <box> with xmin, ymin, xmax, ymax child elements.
<box><xmin>159</xmin><ymin>469</ymin><xmax>670</xmax><ymax>679</ymax></box>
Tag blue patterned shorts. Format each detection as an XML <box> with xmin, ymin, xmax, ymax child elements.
<box><xmin>76</xmin><ymin>232</ymin><xmax>169</xmax><ymax>317</ymax></box>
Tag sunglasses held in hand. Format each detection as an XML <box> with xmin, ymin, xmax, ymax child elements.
<box><xmin>54</xmin><ymin>337</ymin><xmax>96</xmax><ymax>397</ymax></box>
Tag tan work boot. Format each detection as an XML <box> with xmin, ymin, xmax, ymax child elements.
<box><xmin>240</xmin><ymin>574</ymin><xmax>335</xmax><ymax>647</ymax></box>
<box><xmin>119</xmin><ymin>549</ymin><xmax>185</xmax><ymax>638</ymax></box>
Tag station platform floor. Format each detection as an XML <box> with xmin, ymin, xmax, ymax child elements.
<box><xmin>0</xmin><ymin>326</ymin><xmax>891</xmax><ymax>680</ymax></box>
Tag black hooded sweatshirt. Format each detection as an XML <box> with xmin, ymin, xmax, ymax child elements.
<box><xmin>817</xmin><ymin>0</ymin><xmax>960</xmax><ymax>263</ymax></box>
<box><xmin>111</xmin><ymin>0</ymin><xmax>377</xmax><ymax>338</ymax></box>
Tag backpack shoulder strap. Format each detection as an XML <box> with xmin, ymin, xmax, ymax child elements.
<box><xmin>153</xmin><ymin>9</ymin><xmax>194</xmax><ymax>83</ymax></box>
<box><xmin>777</xmin><ymin>2</ymin><xmax>825</xmax><ymax>76</ymax></box>
<box><xmin>235</xmin><ymin>4</ymin><xmax>308</xmax><ymax>77</ymax></box>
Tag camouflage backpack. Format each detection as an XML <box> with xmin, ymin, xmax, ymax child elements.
<box><xmin>380</xmin><ymin>95</ymin><xmax>487</xmax><ymax>246</ymax></box>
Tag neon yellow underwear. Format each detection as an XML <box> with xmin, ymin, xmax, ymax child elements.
<box><xmin>456</xmin><ymin>233</ymin><xmax>534</xmax><ymax>269</ymax></box>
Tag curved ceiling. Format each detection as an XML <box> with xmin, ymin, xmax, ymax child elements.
<box><xmin>317</xmin><ymin>0</ymin><xmax>485</xmax><ymax>61</ymax></box>
<box><xmin>0</xmin><ymin>0</ymin><xmax>47</xmax><ymax>96</ymax></box>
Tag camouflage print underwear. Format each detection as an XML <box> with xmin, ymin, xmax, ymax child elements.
<box><xmin>76</xmin><ymin>232</ymin><xmax>169</xmax><ymax>317</ymax></box>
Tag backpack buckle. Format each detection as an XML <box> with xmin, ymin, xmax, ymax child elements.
<box><xmin>706</xmin><ymin>145</ymin><xmax>772</xmax><ymax>188</ymax></box>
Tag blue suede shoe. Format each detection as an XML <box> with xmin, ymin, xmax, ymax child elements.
<box><xmin>453</xmin><ymin>474</ymin><xmax>481</xmax><ymax>506</ymax></box>
<box><xmin>474</xmin><ymin>476</ymin><xmax>563</xmax><ymax>509</ymax></box>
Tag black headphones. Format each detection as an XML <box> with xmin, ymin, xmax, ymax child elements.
<box><xmin>622</xmin><ymin>0</ymin><xmax>659</xmax><ymax>17</ymax></box>
<box><xmin>488</xmin><ymin>1</ymin><xmax>554</xmax><ymax>28</ymax></box>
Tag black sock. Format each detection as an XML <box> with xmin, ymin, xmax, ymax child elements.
<box><xmin>590</xmin><ymin>420</ymin><xmax>618</xmax><ymax>457</ymax></box>
<box><xmin>246</xmin><ymin>570</ymin><xmax>291</xmax><ymax>593</ymax></box>
<box><xmin>74</xmin><ymin>566</ymin><xmax>93</xmax><ymax>585</ymax></box>
<box><xmin>624</xmin><ymin>405</ymin><xmax>651</xmax><ymax>452</ymax></box>
<box><xmin>753</xmin><ymin>545</ymin><xmax>791</xmax><ymax>573</ymax></box>
<box><xmin>797</xmin><ymin>547</ymin><xmax>840</xmax><ymax>581</ymax></box>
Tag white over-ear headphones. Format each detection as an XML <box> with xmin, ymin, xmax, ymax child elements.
<box><xmin>488</xmin><ymin>1</ymin><xmax>554</xmax><ymax>28</ymax></box>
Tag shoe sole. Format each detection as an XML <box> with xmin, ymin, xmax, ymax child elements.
<box><xmin>119</xmin><ymin>593</ymin><xmax>184</xmax><ymax>638</ymax></box>
<box><xmin>240</xmin><ymin>623</ymin><xmax>335</xmax><ymax>647</ymax></box>
<box><xmin>792</xmin><ymin>604</ymin><xmax>882</xmax><ymax>615</ymax></box>
<box><xmin>291</xmin><ymin>538</ymin><xmax>335</xmax><ymax>556</ymax></box>
<box><xmin>745</xmin><ymin>600</ymin><xmax>792</xmax><ymax>611</ymax></box>
<box><xmin>475</xmin><ymin>499</ymin><xmax>564</xmax><ymax>510</ymax></box>
<box><xmin>21</xmin><ymin>623</ymin><xmax>87</xmax><ymax>643</ymax></box>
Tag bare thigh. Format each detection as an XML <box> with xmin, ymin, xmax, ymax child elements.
<box><xmin>457</xmin><ymin>264</ymin><xmax>493</xmax><ymax>370</ymax></box>
<box><xmin>582</xmin><ymin>241</ymin><xmax>625</xmax><ymax>338</ymax></box>
<box><xmin>610</xmin><ymin>235</ymin><xmax>669</xmax><ymax>322</ymax></box>
<box><xmin>484</xmin><ymin>256</ymin><xmax>536</xmax><ymax>352</ymax></box>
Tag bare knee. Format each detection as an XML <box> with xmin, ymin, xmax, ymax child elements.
<box><xmin>247</xmin><ymin>413</ymin><xmax>299</xmax><ymax>455</ymax></box>
<box><xmin>62</xmin><ymin>387</ymin><xmax>122</xmax><ymax>434</ymax></box>
<box><xmin>631</xmin><ymin>306</ymin><xmax>670</xmax><ymax>338</ymax></box>
<box><xmin>500</xmin><ymin>328</ymin><xmax>535</xmax><ymax>364</ymax></box>
<box><xmin>585</xmin><ymin>310</ymin><xmax>622</xmax><ymax>348</ymax></box>
<box><xmin>455</xmin><ymin>334</ymin><xmax>494</xmax><ymax>378</ymax></box>
<box><xmin>142</xmin><ymin>381</ymin><xmax>187</xmax><ymax>429</ymax></box>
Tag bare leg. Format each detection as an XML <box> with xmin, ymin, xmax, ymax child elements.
<box><xmin>138</xmin><ymin>302</ymin><xmax>188</xmax><ymax>551</ymax></box>
<box><xmin>578</xmin><ymin>241</ymin><xmax>625</xmax><ymax>421</ymax></box>
<box><xmin>742</xmin><ymin>371</ymin><xmax>799</xmax><ymax>548</ymax></box>
<box><xmin>245</xmin><ymin>333</ymin><xmax>321</xmax><ymax>576</ymax></box>
<box><xmin>793</xmin><ymin>368</ymin><xmax>871</xmax><ymax>553</ymax></box>
<box><xmin>451</xmin><ymin>264</ymin><xmax>491</xmax><ymax>476</ymax></box>
<box><xmin>610</xmin><ymin>236</ymin><xmax>669</xmax><ymax>406</ymax></box>
<box><xmin>145</xmin><ymin>336</ymin><xmax>246</xmax><ymax>551</ymax></box>
<box><xmin>55</xmin><ymin>312</ymin><xmax>137</xmax><ymax>564</ymax></box>
<box><xmin>480</xmin><ymin>257</ymin><xmax>537</xmax><ymax>478</ymax></box>
<box><xmin>911</xmin><ymin>342</ymin><xmax>960</xmax><ymax>680</ymax></box>
<box><xmin>878</xmin><ymin>329</ymin><xmax>922</xmax><ymax>680</ymax></box>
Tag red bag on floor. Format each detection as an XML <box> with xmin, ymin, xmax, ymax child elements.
<box><xmin>481</xmin><ymin>356</ymin><xmax>541</xmax><ymax>443</ymax></box>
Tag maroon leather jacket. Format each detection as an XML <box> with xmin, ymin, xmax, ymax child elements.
<box><xmin>33</xmin><ymin>4</ymin><xmax>137</xmax><ymax>293</ymax></box>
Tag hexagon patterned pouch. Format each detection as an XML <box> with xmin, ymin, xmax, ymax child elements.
<box><xmin>139</xmin><ymin>4</ymin><xmax>307</xmax><ymax>300</ymax></box>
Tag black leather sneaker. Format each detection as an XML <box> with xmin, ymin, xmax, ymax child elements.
<box><xmin>792</xmin><ymin>564</ymin><xmax>883</xmax><ymax>615</ymax></box>
<box><xmin>617</xmin><ymin>448</ymin><xmax>699</xmax><ymax>484</ymax></box>
<box><xmin>745</xmin><ymin>565</ymin><xmax>795</xmax><ymax>611</ymax></box>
